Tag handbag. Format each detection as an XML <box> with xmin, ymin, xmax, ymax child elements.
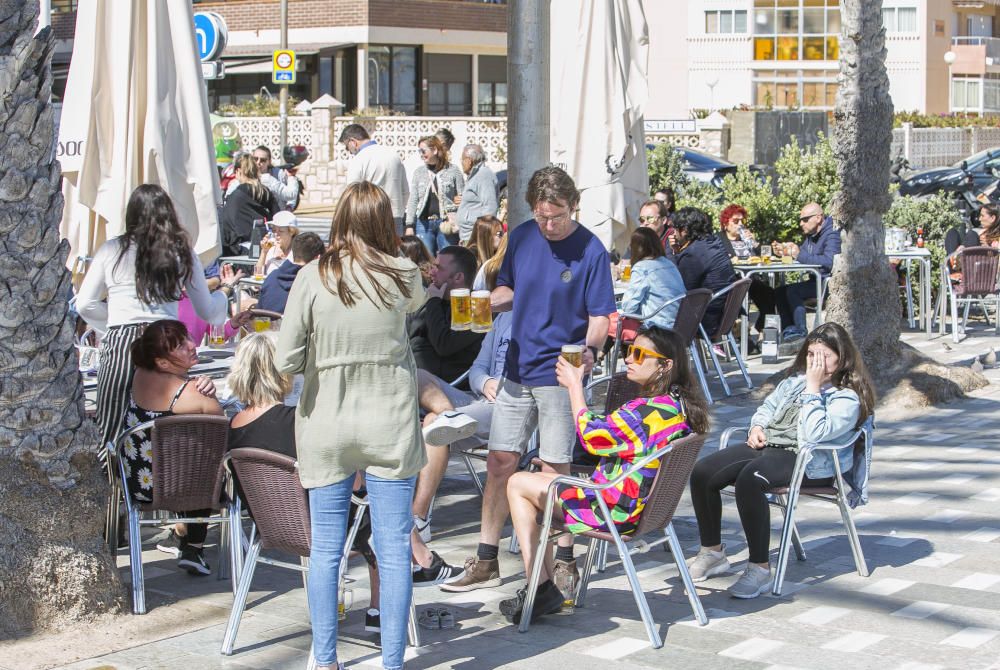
<box><xmin>431</xmin><ymin>174</ymin><xmax>459</xmax><ymax>235</ymax></box>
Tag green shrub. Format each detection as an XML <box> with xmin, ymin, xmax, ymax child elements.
<box><xmin>647</xmin><ymin>142</ymin><xmax>688</xmax><ymax>194</ymax></box>
<box><xmin>894</xmin><ymin>111</ymin><xmax>1000</xmax><ymax>128</ymax></box>
<box><xmin>773</xmin><ymin>133</ymin><xmax>840</xmax><ymax>242</ymax></box>
<box><xmin>216</xmin><ymin>94</ymin><xmax>302</xmax><ymax>117</ymax></box>
<box><xmin>676</xmin><ymin>179</ymin><xmax>724</xmax><ymax>221</ymax></box>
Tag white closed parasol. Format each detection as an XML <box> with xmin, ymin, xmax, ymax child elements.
<box><xmin>550</xmin><ymin>0</ymin><xmax>649</xmax><ymax>252</ymax></box>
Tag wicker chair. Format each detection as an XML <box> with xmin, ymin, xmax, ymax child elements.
<box><xmin>668</xmin><ymin>288</ymin><xmax>715</xmax><ymax>403</ymax></box>
<box><xmin>517</xmin><ymin>433</ymin><xmax>709</xmax><ymax>649</ymax></box>
<box><xmin>717</xmin><ymin>417</ymin><xmax>874</xmax><ymax>595</ymax></box>
<box><xmin>943</xmin><ymin>246</ymin><xmax>1000</xmax><ymax>342</ymax></box>
<box><xmin>221</xmin><ymin>448</ymin><xmax>420</xmax><ymax>656</ymax></box>
<box><xmin>698</xmin><ymin>278</ymin><xmax>754</xmax><ymax>397</ymax></box>
<box><xmin>108</xmin><ymin>414</ymin><xmax>240</xmax><ymax>615</ymax></box>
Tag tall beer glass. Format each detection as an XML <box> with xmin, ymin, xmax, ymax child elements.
<box><xmin>450</xmin><ymin>288</ymin><xmax>472</xmax><ymax>331</ymax></box>
<box><xmin>561</xmin><ymin>344</ymin><xmax>584</xmax><ymax>367</ymax></box>
<box><xmin>471</xmin><ymin>290</ymin><xmax>492</xmax><ymax>333</ymax></box>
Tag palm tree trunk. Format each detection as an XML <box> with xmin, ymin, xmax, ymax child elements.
<box><xmin>0</xmin><ymin>1</ymin><xmax>123</xmax><ymax>635</ymax></box>
<box><xmin>825</xmin><ymin>0</ymin><xmax>985</xmax><ymax>404</ymax></box>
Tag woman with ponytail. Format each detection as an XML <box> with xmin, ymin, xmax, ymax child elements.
<box><xmin>499</xmin><ymin>327</ymin><xmax>709</xmax><ymax>624</ymax></box>
<box><xmin>687</xmin><ymin>322</ymin><xmax>875</xmax><ymax>599</ymax></box>
<box><xmin>77</xmin><ymin>184</ymin><xmax>229</xmax><ymax>450</ymax></box>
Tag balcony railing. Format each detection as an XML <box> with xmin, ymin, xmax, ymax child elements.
<box><xmin>952</xmin><ymin>36</ymin><xmax>1000</xmax><ymax>64</ymax></box>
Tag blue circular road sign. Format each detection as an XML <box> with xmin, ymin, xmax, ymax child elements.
<box><xmin>194</xmin><ymin>12</ymin><xmax>228</xmax><ymax>63</ymax></box>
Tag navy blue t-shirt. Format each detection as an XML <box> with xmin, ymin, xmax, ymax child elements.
<box><xmin>498</xmin><ymin>220</ymin><xmax>616</xmax><ymax>386</ymax></box>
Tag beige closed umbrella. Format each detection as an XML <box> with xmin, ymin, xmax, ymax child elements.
<box><xmin>550</xmin><ymin>0</ymin><xmax>649</xmax><ymax>252</ymax></box>
<box><xmin>59</xmin><ymin>0</ymin><xmax>221</xmax><ymax>272</ymax></box>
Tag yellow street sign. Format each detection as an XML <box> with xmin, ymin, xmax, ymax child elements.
<box><xmin>273</xmin><ymin>50</ymin><xmax>296</xmax><ymax>85</ymax></box>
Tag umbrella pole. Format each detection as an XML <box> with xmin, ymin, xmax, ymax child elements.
<box><xmin>507</xmin><ymin>0</ymin><xmax>550</xmax><ymax>230</ymax></box>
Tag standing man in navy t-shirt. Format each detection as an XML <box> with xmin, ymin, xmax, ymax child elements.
<box><xmin>441</xmin><ymin>167</ymin><xmax>616</xmax><ymax>615</ymax></box>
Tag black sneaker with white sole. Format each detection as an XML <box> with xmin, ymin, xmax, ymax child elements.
<box><xmin>177</xmin><ymin>545</ymin><xmax>211</xmax><ymax>576</ymax></box>
<box><xmin>155</xmin><ymin>528</ymin><xmax>186</xmax><ymax>556</ymax></box>
<box><xmin>422</xmin><ymin>411</ymin><xmax>478</xmax><ymax>446</ymax></box>
<box><xmin>412</xmin><ymin>551</ymin><xmax>461</xmax><ymax>586</ymax></box>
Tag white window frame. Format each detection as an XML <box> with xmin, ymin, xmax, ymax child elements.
<box><xmin>705</xmin><ymin>9</ymin><xmax>748</xmax><ymax>34</ymax></box>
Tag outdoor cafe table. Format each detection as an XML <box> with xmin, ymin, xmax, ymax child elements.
<box><xmin>887</xmin><ymin>247</ymin><xmax>933</xmax><ymax>337</ymax></box>
<box><xmin>733</xmin><ymin>261</ymin><xmax>824</xmax><ymax>360</ymax></box>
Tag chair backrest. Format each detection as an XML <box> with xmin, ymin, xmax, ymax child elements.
<box><xmin>957</xmin><ymin>247</ymin><xmax>1000</xmax><ymax>295</ymax></box>
<box><xmin>944</xmin><ymin>227</ymin><xmax>962</xmax><ymax>256</ymax></box>
<box><xmin>670</xmin><ymin>289</ymin><xmax>713</xmax><ymax>344</ymax></box>
<box><xmin>635</xmin><ymin>432</ymin><xmax>707</xmax><ymax>536</ymax></box>
<box><xmin>229</xmin><ymin>447</ymin><xmax>312</xmax><ymax>556</ymax></box>
<box><xmin>150</xmin><ymin>414</ymin><xmax>231</xmax><ymax>512</ymax></box>
<box><xmin>708</xmin><ymin>278</ymin><xmax>752</xmax><ymax>342</ymax></box>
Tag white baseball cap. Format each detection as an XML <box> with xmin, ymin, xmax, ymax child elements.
<box><xmin>271</xmin><ymin>211</ymin><xmax>298</xmax><ymax>228</ymax></box>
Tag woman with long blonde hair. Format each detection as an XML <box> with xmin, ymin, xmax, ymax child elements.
<box><xmin>468</xmin><ymin>215</ymin><xmax>505</xmax><ymax>267</ymax></box>
<box><xmin>221</xmin><ymin>153</ymin><xmax>280</xmax><ymax>255</ymax></box>
<box><xmin>277</xmin><ymin>181</ymin><xmax>426</xmax><ymax>670</ymax></box>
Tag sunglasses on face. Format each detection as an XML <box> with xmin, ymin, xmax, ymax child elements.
<box><xmin>626</xmin><ymin>344</ymin><xmax>668</xmax><ymax>364</ymax></box>
<box><xmin>639</xmin><ymin>215</ymin><xmax>660</xmax><ymax>223</ymax></box>
<box><xmin>799</xmin><ymin>214</ymin><xmax>817</xmax><ymax>223</ymax></box>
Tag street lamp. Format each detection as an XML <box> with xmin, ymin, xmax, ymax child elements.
<box><xmin>944</xmin><ymin>50</ymin><xmax>957</xmax><ymax>116</ymax></box>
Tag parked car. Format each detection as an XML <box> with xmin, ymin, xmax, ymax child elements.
<box><xmin>899</xmin><ymin>148</ymin><xmax>1000</xmax><ymax>198</ymax></box>
<box><xmin>676</xmin><ymin>147</ymin><xmax>739</xmax><ymax>187</ymax></box>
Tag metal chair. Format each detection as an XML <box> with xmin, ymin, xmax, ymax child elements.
<box><xmin>943</xmin><ymin>246</ymin><xmax>1000</xmax><ymax>342</ymax></box>
<box><xmin>607</xmin><ymin>292</ymin><xmax>687</xmax><ymax>374</ymax></box>
<box><xmin>108</xmin><ymin>415</ymin><xmax>241</xmax><ymax>615</ymax></box>
<box><xmin>717</xmin><ymin>417</ymin><xmax>874</xmax><ymax>596</ymax></box>
<box><xmin>221</xmin><ymin>448</ymin><xmax>421</xmax><ymax>656</ymax></box>
<box><xmin>697</xmin><ymin>278</ymin><xmax>753</xmax><ymax>397</ymax></box>
<box><xmin>518</xmin><ymin>433</ymin><xmax>709</xmax><ymax>649</ymax></box>
<box><xmin>667</xmin><ymin>288</ymin><xmax>715</xmax><ymax>404</ymax></box>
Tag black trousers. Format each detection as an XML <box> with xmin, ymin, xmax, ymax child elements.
<box><xmin>689</xmin><ymin>444</ymin><xmax>831</xmax><ymax>564</ymax></box>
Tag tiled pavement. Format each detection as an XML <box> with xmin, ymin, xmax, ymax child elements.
<box><xmin>44</xmin><ymin>321</ymin><xmax>1000</xmax><ymax>669</ymax></box>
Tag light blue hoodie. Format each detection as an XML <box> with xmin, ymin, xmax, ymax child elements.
<box><xmin>619</xmin><ymin>256</ymin><xmax>687</xmax><ymax>329</ymax></box>
<box><xmin>750</xmin><ymin>375</ymin><xmax>861</xmax><ymax>479</ymax></box>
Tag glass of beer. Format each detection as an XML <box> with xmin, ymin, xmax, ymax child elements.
<box><xmin>761</xmin><ymin>244</ymin><xmax>772</xmax><ymax>265</ymax></box>
<box><xmin>621</xmin><ymin>262</ymin><xmax>632</xmax><ymax>281</ymax></box>
<box><xmin>450</xmin><ymin>288</ymin><xmax>472</xmax><ymax>330</ymax></box>
<box><xmin>253</xmin><ymin>316</ymin><xmax>271</xmax><ymax>332</ymax></box>
<box><xmin>208</xmin><ymin>324</ymin><xmax>226</xmax><ymax>347</ymax></box>
<box><xmin>471</xmin><ymin>290</ymin><xmax>492</xmax><ymax>333</ymax></box>
<box><xmin>561</xmin><ymin>344</ymin><xmax>584</xmax><ymax>367</ymax></box>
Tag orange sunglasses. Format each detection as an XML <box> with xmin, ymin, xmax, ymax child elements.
<box><xmin>626</xmin><ymin>344</ymin><xmax>668</xmax><ymax>364</ymax></box>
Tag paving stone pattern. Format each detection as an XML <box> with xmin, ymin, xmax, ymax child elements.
<box><xmin>60</xmin><ymin>324</ymin><xmax>1000</xmax><ymax>670</ymax></box>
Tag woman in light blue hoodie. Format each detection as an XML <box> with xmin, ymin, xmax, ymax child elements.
<box><xmin>686</xmin><ymin>323</ymin><xmax>875</xmax><ymax>599</ymax></box>
<box><xmin>619</xmin><ymin>227</ymin><xmax>687</xmax><ymax>331</ymax></box>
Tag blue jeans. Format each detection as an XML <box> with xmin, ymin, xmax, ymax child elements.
<box><xmin>414</xmin><ymin>218</ymin><xmax>458</xmax><ymax>256</ymax></box>
<box><xmin>308</xmin><ymin>473</ymin><xmax>417</xmax><ymax>670</ymax></box>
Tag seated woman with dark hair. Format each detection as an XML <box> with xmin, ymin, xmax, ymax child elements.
<box><xmin>670</xmin><ymin>207</ymin><xmax>739</xmax><ymax>338</ymax></box>
<box><xmin>123</xmin><ymin>320</ymin><xmax>223</xmax><ymax>575</ymax></box>
<box><xmin>400</xmin><ymin>234</ymin><xmax>434</xmax><ymax>287</ymax></box>
<box><xmin>499</xmin><ymin>327</ymin><xmax>710</xmax><ymax>623</ymax></box>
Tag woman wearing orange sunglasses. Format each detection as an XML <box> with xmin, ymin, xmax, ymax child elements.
<box><xmin>499</xmin><ymin>327</ymin><xmax>710</xmax><ymax>624</ymax></box>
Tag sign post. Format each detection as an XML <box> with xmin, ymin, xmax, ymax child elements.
<box><xmin>194</xmin><ymin>12</ymin><xmax>227</xmax><ymax>81</ymax></box>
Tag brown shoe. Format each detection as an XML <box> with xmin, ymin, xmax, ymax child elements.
<box><xmin>438</xmin><ymin>556</ymin><xmax>501</xmax><ymax>592</ymax></box>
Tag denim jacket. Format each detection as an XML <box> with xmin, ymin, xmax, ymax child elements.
<box><xmin>750</xmin><ymin>375</ymin><xmax>860</xmax><ymax>480</ymax></box>
<box><xmin>620</xmin><ymin>256</ymin><xmax>687</xmax><ymax>330</ymax></box>
<box><xmin>468</xmin><ymin>311</ymin><xmax>511</xmax><ymax>398</ymax></box>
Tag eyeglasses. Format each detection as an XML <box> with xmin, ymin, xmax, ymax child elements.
<box><xmin>799</xmin><ymin>214</ymin><xmax>818</xmax><ymax>223</ymax></box>
<box><xmin>419</xmin><ymin>147</ymin><xmax>433</xmax><ymax>156</ymax></box>
<box><xmin>639</xmin><ymin>215</ymin><xmax>660</xmax><ymax>223</ymax></box>
<box><xmin>626</xmin><ymin>344</ymin><xmax>668</xmax><ymax>364</ymax></box>
<box><xmin>534</xmin><ymin>209</ymin><xmax>572</xmax><ymax>225</ymax></box>
<box><xmin>253</xmin><ymin>156</ymin><xmax>269</xmax><ymax>164</ymax></box>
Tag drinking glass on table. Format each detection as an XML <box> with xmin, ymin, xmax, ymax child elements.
<box><xmin>761</xmin><ymin>244</ymin><xmax>773</xmax><ymax>265</ymax></box>
<box><xmin>208</xmin><ymin>324</ymin><xmax>226</xmax><ymax>347</ymax></box>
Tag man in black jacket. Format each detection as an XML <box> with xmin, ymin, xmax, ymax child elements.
<box><xmin>409</xmin><ymin>245</ymin><xmax>484</xmax><ymax>384</ymax></box>
<box><xmin>671</xmin><ymin>207</ymin><xmax>738</xmax><ymax>337</ymax></box>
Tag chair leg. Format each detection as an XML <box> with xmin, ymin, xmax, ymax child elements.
<box><xmin>340</xmin><ymin>502</ymin><xmax>368</xmax><ymax>587</ymax></box>
<box><xmin>221</xmin><ymin>539</ymin><xmax>261</xmax><ymax>655</ymax></box>
<box><xmin>727</xmin><ymin>333</ymin><xmax>753</xmax><ymax>390</ymax></box>
<box><xmin>107</xmin><ymin>483</ymin><xmax>122</xmax><ymax>558</ymax></box>
<box><xmin>904</xmin><ymin>268</ymin><xmax>915</xmax><ymax>329</ymax></box>
<box><xmin>306</xmin><ymin>647</ymin><xmax>317</xmax><ymax>670</ymax></box>
<box><xmin>408</xmin><ymin>597</ymin><xmax>422</xmax><ymax>648</ymax></box>
<box><xmin>838</xmin><ymin>497</ymin><xmax>869</xmax><ymax>578</ymax></box>
<box><xmin>951</xmin><ymin>288</ymin><xmax>962</xmax><ymax>343</ymax></box>
<box><xmin>508</xmin><ymin>532</ymin><xmax>521</xmax><ymax>555</ymax></box>
<box><xmin>576</xmin><ymin>537</ymin><xmax>600</xmax><ymax>607</ymax></box>
<box><xmin>462</xmin><ymin>453</ymin><xmax>485</xmax><ymax>497</ymax></box>
<box><xmin>128</xmin><ymin>507</ymin><xmax>146</xmax><ymax>615</ymax></box>
<box><xmin>689</xmin><ymin>342</ymin><xmax>714</xmax><ymax>404</ymax></box>
<box><xmin>595</xmin><ymin>539</ymin><xmax>609</xmax><ymax>573</ymax></box>
<box><xmin>703</xmin><ymin>336</ymin><xmax>732</xmax><ymax>397</ymax></box>
<box><xmin>618</xmin><ymin>542</ymin><xmax>662</xmax><ymax>649</ymax></box>
<box><xmin>228</xmin><ymin>503</ymin><xmax>243</xmax><ymax>593</ymax></box>
<box><xmin>773</xmin><ymin>495</ymin><xmax>806</xmax><ymax>561</ymax></box>
<box><xmin>772</xmin><ymin>484</ymin><xmax>803</xmax><ymax>597</ymax></box>
<box><xmin>218</xmin><ymin>515</ymin><xmax>229</xmax><ymax>583</ymax></box>
<box><xmin>666</xmin><ymin>523</ymin><xmax>708</xmax><ymax>626</ymax></box>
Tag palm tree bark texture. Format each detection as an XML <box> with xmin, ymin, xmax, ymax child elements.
<box><xmin>0</xmin><ymin>0</ymin><xmax>122</xmax><ymax>635</ymax></box>
<box><xmin>825</xmin><ymin>0</ymin><xmax>985</xmax><ymax>404</ymax></box>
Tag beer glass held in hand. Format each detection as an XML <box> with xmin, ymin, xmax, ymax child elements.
<box><xmin>450</xmin><ymin>288</ymin><xmax>472</xmax><ymax>331</ymax></box>
<box><xmin>471</xmin><ymin>290</ymin><xmax>492</xmax><ymax>333</ymax></box>
<box><xmin>561</xmin><ymin>344</ymin><xmax>584</xmax><ymax>368</ymax></box>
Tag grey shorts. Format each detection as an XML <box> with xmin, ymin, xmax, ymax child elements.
<box><xmin>487</xmin><ymin>379</ymin><xmax>575</xmax><ymax>464</ymax></box>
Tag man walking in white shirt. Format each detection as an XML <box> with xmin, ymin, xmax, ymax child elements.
<box><xmin>340</xmin><ymin>124</ymin><xmax>410</xmax><ymax>235</ymax></box>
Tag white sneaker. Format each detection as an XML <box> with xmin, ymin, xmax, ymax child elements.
<box><xmin>729</xmin><ymin>563</ymin><xmax>773</xmax><ymax>599</ymax></box>
<box><xmin>687</xmin><ymin>545</ymin><xmax>730</xmax><ymax>582</ymax></box>
<box><xmin>423</xmin><ymin>411</ymin><xmax>478</xmax><ymax>446</ymax></box>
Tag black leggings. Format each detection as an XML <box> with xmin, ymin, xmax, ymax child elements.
<box><xmin>689</xmin><ymin>445</ymin><xmax>831</xmax><ymax>564</ymax></box>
